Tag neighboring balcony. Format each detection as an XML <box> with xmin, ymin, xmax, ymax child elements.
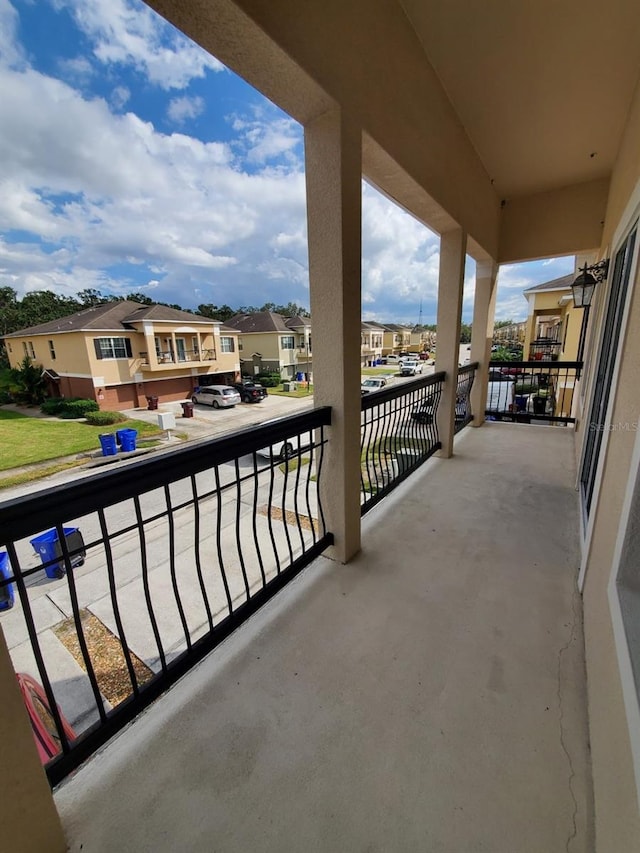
<box><xmin>138</xmin><ymin>348</ymin><xmax>217</xmax><ymax>370</ymax></box>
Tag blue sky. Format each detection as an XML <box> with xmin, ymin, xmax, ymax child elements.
<box><xmin>0</xmin><ymin>0</ymin><xmax>574</xmax><ymax>324</ymax></box>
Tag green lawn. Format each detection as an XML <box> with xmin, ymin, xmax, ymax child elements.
<box><xmin>0</xmin><ymin>410</ymin><xmax>161</xmax><ymax>471</ymax></box>
<box><xmin>268</xmin><ymin>384</ymin><xmax>314</xmax><ymax>398</ymax></box>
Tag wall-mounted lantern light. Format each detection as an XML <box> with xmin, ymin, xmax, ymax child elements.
<box><xmin>571</xmin><ymin>259</ymin><xmax>609</xmax><ymax>308</ymax></box>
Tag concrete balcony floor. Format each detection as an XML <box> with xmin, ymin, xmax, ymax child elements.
<box><xmin>55</xmin><ymin>422</ymin><xmax>593</xmax><ymax>852</ymax></box>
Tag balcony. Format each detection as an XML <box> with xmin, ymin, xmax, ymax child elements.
<box><xmin>45</xmin><ymin>419</ymin><xmax>591</xmax><ymax>851</ymax></box>
<box><xmin>0</xmin><ymin>373</ymin><xmax>591</xmax><ymax>849</ymax></box>
<box><xmin>138</xmin><ymin>349</ymin><xmax>217</xmax><ymax>370</ymax></box>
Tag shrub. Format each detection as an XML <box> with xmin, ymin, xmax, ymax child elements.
<box><xmin>41</xmin><ymin>397</ymin><xmax>67</xmax><ymax>415</ymax></box>
<box><xmin>0</xmin><ymin>390</ymin><xmax>12</xmax><ymax>405</ymax></box>
<box><xmin>85</xmin><ymin>410</ymin><xmax>127</xmax><ymax>426</ymax></box>
<box><xmin>256</xmin><ymin>372</ymin><xmax>282</xmax><ymax>388</ymax></box>
<box><xmin>57</xmin><ymin>399</ymin><xmax>100</xmax><ymax>419</ymax></box>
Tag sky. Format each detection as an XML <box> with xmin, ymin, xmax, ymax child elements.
<box><xmin>0</xmin><ymin>0</ymin><xmax>575</xmax><ymax>324</ymax></box>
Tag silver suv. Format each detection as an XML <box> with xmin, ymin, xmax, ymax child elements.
<box><xmin>191</xmin><ymin>385</ymin><xmax>241</xmax><ymax>408</ymax></box>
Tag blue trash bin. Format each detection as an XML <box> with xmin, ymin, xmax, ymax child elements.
<box><xmin>117</xmin><ymin>428</ymin><xmax>137</xmax><ymax>452</ymax></box>
<box><xmin>296</xmin><ymin>372</ymin><xmax>304</xmax><ymax>382</ymax></box>
<box><xmin>30</xmin><ymin>527</ymin><xmax>86</xmax><ymax>579</ymax></box>
<box><xmin>0</xmin><ymin>552</ymin><xmax>14</xmax><ymax>611</ymax></box>
<box><xmin>99</xmin><ymin>433</ymin><xmax>118</xmax><ymax>456</ymax></box>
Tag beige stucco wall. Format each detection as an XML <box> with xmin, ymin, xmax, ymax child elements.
<box><xmin>5</xmin><ymin>332</ymin><xmax>93</xmax><ymax>377</ymax></box>
<box><xmin>579</xmin><ymin>75</ymin><xmax>640</xmax><ymax>849</ymax></box>
<box><xmin>499</xmin><ymin>178</ymin><xmax>609</xmax><ymax>263</ymax></box>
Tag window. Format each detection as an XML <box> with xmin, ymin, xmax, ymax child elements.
<box><xmin>220</xmin><ymin>336</ymin><xmax>235</xmax><ymax>353</ymax></box>
<box><xmin>48</xmin><ymin>340</ymin><xmax>56</xmax><ymax>360</ymax></box>
<box><xmin>281</xmin><ymin>335</ymin><xmax>295</xmax><ymax>349</ymax></box>
<box><xmin>23</xmin><ymin>341</ymin><xmax>35</xmax><ymax>358</ymax></box>
<box><xmin>93</xmin><ymin>337</ymin><xmax>133</xmax><ymax>359</ymax></box>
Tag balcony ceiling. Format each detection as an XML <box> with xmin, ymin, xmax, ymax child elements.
<box><xmin>400</xmin><ymin>0</ymin><xmax>640</xmax><ymax>198</ymax></box>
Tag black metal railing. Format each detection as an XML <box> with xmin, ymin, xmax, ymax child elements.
<box><xmin>454</xmin><ymin>363</ymin><xmax>477</xmax><ymax>434</ymax></box>
<box><xmin>528</xmin><ymin>340</ymin><xmax>561</xmax><ymax>360</ymax></box>
<box><xmin>0</xmin><ymin>409</ymin><xmax>331</xmax><ymax>786</ymax></box>
<box><xmin>486</xmin><ymin>361</ymin><xmax>582</xmax><ymax>424</ymax></box>
<box><xmin>139</xmin><ymin>349</ymin><xmax>217</xmax><ymax>365</ymax></box>
<box><xmin>360</xmin><ymin>372</ymin><xmax>444</xmax><ymax>513</ymax></box>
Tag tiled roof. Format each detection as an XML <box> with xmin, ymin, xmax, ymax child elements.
<box><xmin>227</xmin><ymin>312</ymin><xmax>292</xmax><ymax>333</ymax></box>
<box><xmin>123</xmin><ymin>304</ymin><xmax>214</xmax><ymax>323</ymax></box>
<box><xmin>523</xmin><ymin>273</ymin><xmax>575</xmax><ymax>294</ymax></box>
<box><xmin>3</xmin><ymin>301</ymin><xmax>216</xmax><ymax>338</ymax></box>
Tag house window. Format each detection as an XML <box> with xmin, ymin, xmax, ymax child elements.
<box><xmin>238</xmin><ymin>340</ymin><xmax>243</xmax><ymax>351</ymax></box>
<box><xmin>93</xmin><ymin>337</ymin><xmax>133</xmax><ymax>359</ymax></box>
<box><xmin>281</xmin><ymin>336</ymin><xmax>295</xmax><ymax>349</ymax></box>
<box><xmin>23</xmin><ymin>341</ymin><xmax>35</xmax><ymax>358</ymax></box>
<box><xmin>220</xmin><ymin>336</ymin><xmax>235</xmax><ymax>353</ymax></box>
<box><xmin>48</xmin><ymin>340</ymin><xmax>56</xmax><ymax>360</ymax></box>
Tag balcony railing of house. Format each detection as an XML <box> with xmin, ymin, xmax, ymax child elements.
<box><xmin>486</xmin><ymin>361</ymin><xmax>582</xmax><ymax>424</ymax></box>
<box><xmin>138</xmin><ymin>349</ymin><xmax>217</xmax><ymax>366</ymax></box>
<box><xmin>454</xmin><ymin>362</ymin><xmax>478</xmax><ymax>434</ymax></box>
<box><xmin>360</xmin><ymin>372</ymin><xmax>445</xmax><ymax>514</ymax></box>
<box><xmin>528</xmin><ymin>340</ymin><xmax>562</xmax><ymax>360</ymax></box>
<box><xmin>0</xmin><ymin>408</ymin><xmax>331</xmax><ymax>786</ymax></box>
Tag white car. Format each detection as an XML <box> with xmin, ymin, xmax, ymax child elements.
<box><xmin>400</xmin><ymin>360</ymin><xmax>423</xmax><ymax>376</ymax></box>
<box><xmin>361</xmin><ymin>377</ymin><xmax>387</xmax><ymax>394</ymax></box>
<box><xmin>191</xmin><ymin>385</ymin><xmax>241</xmax><ymax>408</ymax></box>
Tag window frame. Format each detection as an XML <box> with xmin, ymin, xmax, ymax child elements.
<box><xmin>93</xmin><ymin>337</ymin><xmax>133</xmax><ymax>360</ymax></box>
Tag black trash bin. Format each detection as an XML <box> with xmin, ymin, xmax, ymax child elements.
<box><xmin>181</xmin><ymin>401</ymin><xmax>194</xmax><ymax>418</ymax></box>
<box><xmin>146</xmin><ymin>395</ymin><xmax>158</xmax><ymax>411</ymax></box>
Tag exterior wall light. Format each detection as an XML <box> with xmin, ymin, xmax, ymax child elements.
<box><xmin>571</xmin><ymin>259</ymin><xmax>609</xmax><ymax>308</ymax></box>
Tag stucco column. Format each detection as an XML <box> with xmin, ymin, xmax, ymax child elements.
<box><xmin>305</xmin><ymin>108</ymin><xmax>361</xmax><ymax>563</ymax></box>
<box><xmin>435</xmin><ymin>228</ymin><xmax>467</xmax><ymax>457</ymax></box>
<box><xmin>0</xmin><ymin>627</ymin><xmax>66</xmax><ymax>852</ymax></box>
<box><xmin>470</xmin><ymin>260</ymin><xmax>498</xmax><ymax>426</ymax></box>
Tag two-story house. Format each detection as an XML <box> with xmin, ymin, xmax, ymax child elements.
<box><xmin>360</xmin><ymin>321</ymin><xmax>385</xmax><ymax>366</ymax></box>
<box><xmin>378</xmin><ymin>323</ymin><xmax>412</xmax><ymax>355</ymax></box>
<box><xmin>227</xmin><ymin>311</ymin><xmax>312</xmax><ymax>381</ymax></box>
<box><xmin>522</xmin><ymin>272</ymin><xmax>583</xmax><ymax>361</ymax></box>
<box><xmin>2</xmin><ymin>301</ymin><xmax>240</xmax><ymax>410</ymax></box>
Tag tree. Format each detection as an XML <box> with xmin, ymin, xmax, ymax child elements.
<box><xmin>459</xmin><ymin>323</ymin><xmax>472</xmax><ymax>343</ymax></box>
<box><xmin>17</xmin><ymin>291</ymin><xmax>80</xmax><ymax>329</ymax></box>
<box><xmin>77</xmin><ymin>289</ymin><xmax>121</xmax><ymax>307</ymax></box>
<box><xmin>8</xmin><ymin>356</ymin><xmax>47</xmax><ymax>404</ymax></box>
<box><xmin>494</xmin><ymin>318</ymin><xmax>515</xmax><ymax>329</ymax></box>
<box><xmin>196</xmin><ymin>304</ymin><xmax>236</xmax><ymax>322</ymax></box>
<box><xmin>124</xmin><ymin>292</ymin><xmax>153</xmax><ymax>305</ymax></box>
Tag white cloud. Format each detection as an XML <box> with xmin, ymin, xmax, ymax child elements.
<box><xmin>231</xmin><ymin>111</ymin><xmax>302</xmax><ymax>166</ymax></box>
<box><xmin>0</xmin><ymin>55</ymin><xmax>311</xmax><ymax>308</ymax></box>
<box><xmin>167</xmin><ymin>95</ymin><xmax>204</xmax><ymax>125</ymax></box>
<box><xmin>110</xmin><ymin>84</ymin><xmax>130</xmax><ymax>110</ymax></box>
<box><xmin>0</xmin><ymin>0</ymin><xmax>24</xmax><ymax>68</ymax></box>
<box><xmin>51</xmin><ymin>0</ymin><xmax>224</xmax><ymax>89</ymax></box>
<box><xmin>57</xmin><ymin>55</ymin><xmax>94</xmax><ymax>82</ymax></box>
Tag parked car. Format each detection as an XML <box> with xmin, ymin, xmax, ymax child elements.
<box><xmin>400</xmin><ymin>360</ymin><xmax>423</xmax><ymax>376</ymax></box>
<box><xmin>231</xmin><ymin>380</ymin><xmax>267</xmax><ymax>403</ymax></box>
<box><xmin>383</xmin><ymin>354</ymin><xmax>402</xmax><ymax>364</ymax></box>
<box><xmin>191</xmin><ymin>385</ymin><xmax>241</xmax><ymax>408</ymax></box>
<box><xmin>361</xmin><ymin>377</ymin><xmax>387</xmax><ymax>394</ymax></box>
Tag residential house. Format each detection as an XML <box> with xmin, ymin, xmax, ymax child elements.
<box><xmin>378</xmin><ymin>323</ymin><xmax>412</xmax><ymax>355</ymax></box>
<box><xmin>360</xmin><ymin>321</ymin><xmax>384</xmax><ymax>365</ymax></box>
<box><xmin>2</xmin><ymin>301</ymin><xmax>240</xmax><ymax>409</ymax></box>
<box><xmin>410</xmin><ymin>325</ymin><xmax>435</xmax><ymax>352</ymax></box>
<box><xmin>522</xmin><ymin>273</ymin><xmax>583</xmax><ymax>361</ymax></box>
<box><xmin>6</xmin><ymin>2</ymin><xmax>640</xmax><ymax>852</ymax></box>
<box><xmin>492</xmin><ymin>320</ymin><xmax>526</xmax><ymax>346</ymax></box>
<box><xmin>227</xmin><ymin>311</ymin><xmax>312</xmax><ymax>380</ymax></box>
